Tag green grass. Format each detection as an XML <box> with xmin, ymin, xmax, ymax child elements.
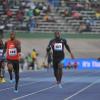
<box><xmin>4</xmin><ymin>32</ymin><xmax>100</xmax><ymax>39</ymax></box>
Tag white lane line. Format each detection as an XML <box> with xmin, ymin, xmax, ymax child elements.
<box><xmin>13</xmin><ymin>85</ymin><xmax>56</xmax><ymax>100</ymax></box>
<box><xmin>0</xmin><ymin>81</ymin><xmax>39</xmax><ymax>92</ymax></box>
<box><xmin>64</xmin><ymin>78</ymin><xmax>100</xmax><ymax>100</ymax></box>
<box><xmin>12</xmin><ymin>78</ymin><xmax>81</xmax><ymax>100</ymax></box>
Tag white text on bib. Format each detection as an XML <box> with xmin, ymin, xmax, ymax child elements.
<box><xmin>54</xmin><ymin>43</ymin><xmax>62</xmax><ymax>51</ymax></box>
<box><xmin>8</xmin><ymin>48</ymin><xmax>17</xmax><ymax>56</ymax></box>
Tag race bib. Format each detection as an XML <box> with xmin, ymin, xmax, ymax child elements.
<box><xmin>0</xmin><ymin>49</ymin><xmax>3</xmax><ymax>56</ymax></box>
<box><xmin>8</xmin><ymin>48</ymin><xmax>17</xmax><ymax>56</ymax></box>
<box><xmin>54</xmin><ymin>43</ymin><xmax>62</xmax><ymax>51</ymax></box>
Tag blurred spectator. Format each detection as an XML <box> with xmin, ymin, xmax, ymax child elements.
<box><xmin>72</xmin><ymin>11</ymin><xmax>82</xmax><ymax>20</ymax></box>
<box><xmin>2</xmin><ymin>0</ymin><xmax>8</xmax><ymax>12</ymax></box>
<box><xmin>91</xmin><ymin>0</ymin><xmax>99</xmax><ymax>9</ymax></box>
<box><xmin>19</xmin><ymin>53</ymin><xmax>25</xmax><ymax>71</ymax></box>
<box><xmin>74</xmin><ymin>3</ymin><xmax>84</xmax><ymax>11</ymax></box>
<box><xmin>95</xmin><ymin>9</ymin><xmax>100</xmax><ymax>19</ymax></box>
<box><xmin>79</xmin><ymin>22</ymin><xmax>91</xmax><ymax>33</ymax></box>
<box><xmin>85</xmin><ymin>17</ymin><xmax>96</xmax><ymax>26</ymax></box>
<box><xmin>84</xmin><ymin>0</ymin><xmax>91</xmax><ymax>10</ymax></box>
<box><xmin>47</xmin><ymin>4</ymin><xmax>51</xmax><ymax>13</ymax></box>
<box><xmin>48</xmin><ymin>0</ymin><xmax>60</xmax><ymax>7</ymax></box>
<box><xmin>79</xmin><ymin>22</ymin><xmax>87</xmax><ymax>33</ymax></box>
<box><xmin>27</xmin><ymin>17</ymin><xmax>36</xmax><ymax>32</ymax></box>
<box><xmin>20</xmin><ymin>1</ymin><xmax>26</xmax><ymax>9</ymax></box>
<box><xmin>26</xmin><ymin>53</ymin><xmax>33</xmax><ymax>70</ymax></box>
<box><xmin>8</xmin><ymin>0</ymin><xmax>14</xmax><ymax>8</ymax></box>
<box><xmin>5</xmin><ymin>19</ymin><xmax>13</xmax><ymax>30</ymax></box>
<box><xmin>44</xmin><ymin>14</ymin><xmax>56</xmax><ymax>22</ymax></box>
<box><xmin>14</xmin><ymin>0</ymin><xmax>20</xmax><ymax>6</ymax></box>
<box><xmin>44</xmin><ymin>14</ymin><xmax>49</xmax><ymax>21</ymax></box>
<box><xmin>60</xmin><ymin>7</ymin><xmax>71</xmax><ymax>17</ymax></box>
<box><xmin>33</xmin><ymin>8</ymin><xmax>41</xmax><ymax>16</ymax></box>
<box><xmin>27</xmin><ymin>8</ymin><xmax>33</xmax><ymax>18</ymax></box>
<box><xmin>0</xmin><ymin>21</ymin><xmax>5</xmax><ymax>38</ymax></box>
<box><xmin>23</xmin><ymin>58</ymin><xmax>28</xmax><ymax>71</ymax></box>
<box><xmin>42</xmin><ymin>3</ymin><xmax>48</xmax><ymax>13</ymax></box>
<box><xmin>61</xmin><ymin>0</ymin><xmax>65</xmax><ymax>6</ymax></box>
<box><xmin>30</xmin><ymin>2</ymin><xmax>36</xmax><ymax>10</ymax></box>
<box><xmin>38</xmin><ymin>2</ymin><xmax>43</xmax><ymax>10</ymax></box>
<box><xmin>31</xmin><ymin>49</ymin><xmax>38</xmax><ymax>70</ymax></box>
<box><xmin>6</xmin><ymin>8</ymin><xmax>13</xmax><ymax>20</ymax></box>
<box><xmin>16</xmin><ymin>8</ymin><xmax>24</xmax><ymax>23</ymax></box>
<box><xmin>64</xmin><ymin>9</ymin><xmax>69</xmax><ymax>16</ymax></box>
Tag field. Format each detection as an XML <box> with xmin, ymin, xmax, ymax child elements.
<box><xmin>3</xmin><ymin>32</ymin><xmax>100</xmax><ymax>60</ymax></box>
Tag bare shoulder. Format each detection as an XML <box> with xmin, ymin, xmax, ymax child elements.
<box><xmin>15</xmin><ymin>39</ymin><xmax>21</xmax><ymax>46</ymax></box>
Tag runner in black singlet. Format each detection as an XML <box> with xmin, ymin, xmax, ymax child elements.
<box><xmin>46</xmin><ymin>32</ymin><xmax>74</xmax><ymax>88</ymax></box>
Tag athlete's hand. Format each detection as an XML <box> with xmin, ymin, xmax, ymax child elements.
<box><xmin>18</xmin><ymin>53</ymin><xmax>21</xmax><ymax>60</ymax></box>
<box><xmin>70</xmin><ymin>53</ymin><xmax>74</xmax><ymax>59</ymax></box>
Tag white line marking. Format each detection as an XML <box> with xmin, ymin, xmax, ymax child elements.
<box><xmin>64</xmin><ymin>79</ymin><xmax>100</xmax><ymax>100</ymax></box>
<box><xmin>13</xmin><ymin>85</ymin><xmax>56</xmax><ymax>100</ymax></box>
<box><xmin>13</xmin><ymin>78</ymin><xmax>81</xmax><ymax>100</ymax></box>
<box><xmin>0</xmin><ymin>81</ymin><xmax>39</xmax><ymax>92</ymax></box>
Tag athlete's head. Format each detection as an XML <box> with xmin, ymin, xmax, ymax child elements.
<box><xmin>10</xmin><ymin>32</ymin><xmax>15</xmax><ymax>40</ymax></box>
<box><xmin>54</xmin><ymin>31</ymin><xmax>61</xmax><ymax>39</ymax></box>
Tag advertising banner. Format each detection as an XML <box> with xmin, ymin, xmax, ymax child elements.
<box><xmin>62</xmin><ymin>58</ymin><xmax>100</xmax><ymax>70</ymax></box>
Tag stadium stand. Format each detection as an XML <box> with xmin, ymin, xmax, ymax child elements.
<box><xmin>0</xmin><ymin>0</ymin><xmax>100</xmax><ymax>33</ymax></box>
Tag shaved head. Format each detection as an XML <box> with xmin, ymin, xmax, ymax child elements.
<box><xmin>54</xmin><ymin>31</ymin><xmax>61</xmax><ymax>39</ymax></box>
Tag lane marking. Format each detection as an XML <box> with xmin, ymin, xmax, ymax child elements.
<box><xmin>64</xmin><ymin>78</ymin><xmax>100</xmax><ymax>100</ymax></box>
<box><xmin>13</xmin><ymin>85</ymin><xmax>56</xmax><ymax>100</ymax></box>
<box><xmin>0</xmin><ymin>81</ymin><xmax>39</xmax><ymax>92</ymax></box>
<box><xmin>13</xmin><ymin>78</ymin><xmax>81</xmax><ymax>100</ymax></box>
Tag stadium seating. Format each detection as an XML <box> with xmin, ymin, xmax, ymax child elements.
<box><xmin>0</xmin><ymin>0</ymin><xmax>100</xmax><ymax>33</ymax></box>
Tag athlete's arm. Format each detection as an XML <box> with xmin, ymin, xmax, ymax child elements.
<box><xmin>45</xmin><ymin>40</ymin><xmax>52</xmax><ymax>61</ymax></box>
<box><xmin>64</xmin><ymin>39</ymin><xmax>74</xmax><ymax>59</ymax></box>
<box><xmin>15</xmin><ymin>40</ymin><xmax>21</xmax><ymax>53</ymax></box>
<box><xmin>3</xmin><ymin>42</ymin><xmax>7</xmax><ymax>55</ymax></box>
<box><xmin>46</xmin><ymin>40</ymin><xmax>52</xmax><ymax>53</ymax></box>
<box><xmin>15</xmin><ymin>40</ymin><xmax>21</xmax><ymax>60</ymax></box>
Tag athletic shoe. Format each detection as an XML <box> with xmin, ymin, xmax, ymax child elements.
<box><xmin>14</xmin><ymin>90</ymin><xmax>18</xmax><ymax>93</ymax></box>
<box><xmin>1</xmin><ymin>78</ymin><xmax>6</xmax><ymax>83</ymax></box>
<box><xmin>58</xmin><ymin>84</ymin><xmax>62</xmax><ymax>88</ymax></box>
<box><xmin>9</xmin><ymin>79</ymin><xmax>15</xmax><ymax>83</ymax></box>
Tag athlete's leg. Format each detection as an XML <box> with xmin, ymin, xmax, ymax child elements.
<box><xmin>0</xmin><ymin>61</ymin><xmax>6</xmax><ymax>83</ymax></box>
<box><xmin>57</xmin><ymin>63</ymin><xmax>63</xmax><ymax>84</ymax></box>
<box><xmin>53</xmin><ymin>67</ymin><xmax>59</xmax><ymax>83</ymax></box>
<box><xmin>53</xmin><ymin>63</ymin><xmax>62</xmax><ymax>88</ymax></box>
<box><xmin>53</xmin><ymin>58</ymin><xmax>64</xmax><ymax>88</ymax></box>
<box><xmin>53</xmin><ymin>60</ymin><xmax>59</xmax><ymax>83</ymax></box>
<box><xmin>13</xmin><ymin>60</ymin><xmax>19</xmax><ymax>91</ymax></box>
<box><xmin>7</xmin><ymin>62</ymin><xmax>13</xmax><ymax>81</ymax></box>
<box><xmin>1</xmin><ymin>61</ymin><xmax>5</xmax><ymax>78</ymax></box>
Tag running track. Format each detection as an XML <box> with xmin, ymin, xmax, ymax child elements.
<box><xmin>0</xmin><ymin>69</ymin><xmax>100</xmax><ymax>100</ymax></box>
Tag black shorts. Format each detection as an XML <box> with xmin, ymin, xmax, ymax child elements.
<box><xmin>7</xmin><ymin>60</ymin><xmax>19</xmax><ymax>65</ymax></box>
<box><xmin>53</xmin><ymin>57</ymin><xmax>64</xmax><ymax>72</ymax></box>
<box><xmin>48</xmin><ymin>58</ymin><xmax>52</xmax><ymax>63</ymax></box>
<box><xmin>7</xmin><ymin>60</ymin><xmax>19</xmax><ymax>71</ymax></box>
